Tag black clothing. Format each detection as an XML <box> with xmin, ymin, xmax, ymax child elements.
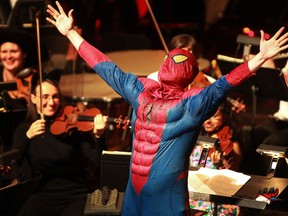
<box><xmin>243</xmin><ymin>117</ymin><xmax>288</xmax><ymax>178</ymax></box>
<box><xmin>12</xmin><ymin>119</ymin><xmax>103</xmax><ymax>216</ymax></box>
<box><xmin>252</xmin><ymin>117</ymin><xmax>288</xmax><ymax>148</ymax></box>
<box><xmin>0</xmin><ymin>68</ymin><xmax>27</xmax><ymax>152</ymax></box>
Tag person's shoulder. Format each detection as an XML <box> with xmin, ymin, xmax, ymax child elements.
<box><xmin>15</xmin><ymin>122</ymin><xmax>29</xmax><ymax>133</ymax></box>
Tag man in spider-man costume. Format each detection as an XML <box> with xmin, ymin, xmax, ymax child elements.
<box><xmin>47</xmin><ymin>2</ymin><xmax>288</xmax><ymax>215</ymax></box>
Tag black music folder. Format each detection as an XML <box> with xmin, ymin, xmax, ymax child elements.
<box><xmin>0</xmin><ymin>81</ymin><xmax>17</xmax><ymax>91</ymax></box>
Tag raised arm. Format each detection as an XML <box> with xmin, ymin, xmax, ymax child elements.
<box><xmin>47</xmin><ymin>1</ymin><xmax>111</xmax><ymax>69</ymax></box>
<box><xmin>226</xmin><ymin>27</ymin><xmax>288</xmax><ymax>86</ymax></box>
<box><xmin>46</xmin><ymin>1</ymin><xmax>83</xmax><ymax>50</ymax></box>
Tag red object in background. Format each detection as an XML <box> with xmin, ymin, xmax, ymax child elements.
<box><xmin>242</xmin><ymin>27</ymin><xmax>271</xmax><ymax>39</ymax></box>
<box><xmin>136</xmin><ymin>0</ymin><xmax>148</xmax><ymax>19</ymax></box>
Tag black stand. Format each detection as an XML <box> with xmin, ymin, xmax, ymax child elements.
<box><xmin>0</xmin><ymin>81</ymin><xmax>17</xmax><ymax>112</ymax></box>
<box><xmin>194</xmin><ymin>136</ymin><xmax>217</xmax><ymax>168</ymax></box>
<box><xmin>217</xmin><ymin>59</ymin><xmax>288</xmax><ymax>128</ymax></box>
<box><xmin>256</xmin><ymin>144</ymin><xmax>288</xmax><ymax>178</ymax></box>
<box><xmin>0</xmin><ymin>175</ymin><xmax>41</xmax><ymax>216</ymax></box>
<box><xmin>217</xmin><ymin>59</ymin><xmax>288</xmax><ymax>100</ymax></box>
<box><xmin>1</xmin><ymin>82</ymin><xmax>27</xmax><ymax>153</ymax></box>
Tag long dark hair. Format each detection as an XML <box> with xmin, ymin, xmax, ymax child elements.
<box><xmin>201</xmin><ymin>100</ymin><xmax>236</xmax><ymax>136</ymax></box>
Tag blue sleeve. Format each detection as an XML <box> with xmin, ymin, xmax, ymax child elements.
<box><xmin>188</xmin><ymin>76</ymin><xmax>233</xmax><ymax>122</ymax></box>
<box><xmin>93</xmin><ymin>61</ymin><xmax>144</xmax><ymax>107</ymax></box>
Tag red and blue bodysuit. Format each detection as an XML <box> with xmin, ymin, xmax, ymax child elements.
<box><xmin>78</xmin><ymin>41</ymin><xmax>253</xmax><ymax>216</ymax></box>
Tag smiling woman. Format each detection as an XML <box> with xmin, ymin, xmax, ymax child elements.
<box><xmin>0</xmin><ymin>28</ymin><xmax>48</xmax><ymax>155</ymax></box>
<box><xmin>0</xmin><ymin>28</ymin><xmax>48</xmax><ymax>99</ymax></box>
<box><xmin>10</xmin><ymin>71</ymin><xmax>107</xmax><ymax>216</ymax></box>
<box><xmin>0</xmin><ymin>30</ymin><xmax>36</xmax><ymax>153</ymax></box>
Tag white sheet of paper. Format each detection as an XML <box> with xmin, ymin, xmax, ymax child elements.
<box><xmin>188</xmin><ymin>167</ymin><xmax>251</xmax><ymax>196</ymax></box>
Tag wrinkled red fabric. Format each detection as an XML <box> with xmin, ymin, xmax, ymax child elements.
<box><xmin>152</xmin><ymin>48</ymin><xmax>199</xmax><ymax>99</ymax></box>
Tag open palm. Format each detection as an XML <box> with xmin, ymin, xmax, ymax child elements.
<box><xmin>46</xmin><ymin>1</ymin><xmax>74</xmax><ymax>37</ymax></box>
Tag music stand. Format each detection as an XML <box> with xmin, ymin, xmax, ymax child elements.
<box><xmin>0</xmin><ymin>81</ymin><xmax>18</xmax><ymax>112</ymax></box>
<box><xmin>7</xmin><ymin>0</ymin><xmax>47</xmax><ymax>28</ymax></box>
<box><xmin>254</xmin><ymin>68</ymin><xmax>288</xmax><ymax>101</ymax></box>
<box><xmin>217</xmin><ymin>57</ymin><xmax>288</xmax><ymax>100</ymax></box>
<box><xmin>0</xmin><ymin>149</ymin><xmax>19</xmax><ymax>163</ymax></box>
<box><xmin>217</xmin><ymin>57</ymin><xmax>288</xmax><ymax>127</ymax></box>
<box><xmin>193</xmin><ymin>136</ymin><xmax>217</xmax><ymax>168</ymax></box>
<box><xmin>0</xmin><ymin>81</ymin><xmax>17</xmax><ymax>91</ymax></box>
<box><xmin>0</xmin><ymin>149</ymin><xmax>21</xmax><ymax>186</ymax></box>
<box><xmin>256</xmin><ymin>144</ymin><xmax>288</xmax><ymax>178</ymax></box>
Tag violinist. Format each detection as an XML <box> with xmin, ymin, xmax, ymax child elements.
<box><xmin>11</xmin><ymin>71</ymin><xmax>107</xmax><ymax>216</ymax></box>
<box><xmin>0</xmin><ymin>28</ymin><xmax>48</xmax><ymax>105</ymax></box>
<box><xmin>190</xmin><ymin>100</ymin><xmax>242</xmax><ymax>171</ymax></box>
<box><xmin>190</xmin><ymin>100</ymin><xmax>241</xmax><ymax>215</ymax></box>
<box><xmin>0</xmin><ymin>28</ymin><xmax>48</xmax><ymax>152</ymax></box>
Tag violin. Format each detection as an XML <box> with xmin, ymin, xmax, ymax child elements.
<box><xmin>50</xmin><ymin>105</ymin><xmax>130</xmax><ymax>136</ymax></box>
<box><xmin>208</xmin><ymin>125</ymin><xmax>234</xmax><ymax>169</ymax></box>
<box><xmin>215</xmin><ymin>125</ymin><xmax>233</xmax><ymax>155</ymax></box>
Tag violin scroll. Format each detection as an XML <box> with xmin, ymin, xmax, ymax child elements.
<box><xmin>114</xmin><ymin>115</ymin><xmax>131</xmax><ymax>130</ymax></box>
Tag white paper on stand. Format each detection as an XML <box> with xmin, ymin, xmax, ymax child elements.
<box><xmin>188</xmin><ymin>167</ymin><xmax>251</xmax><ymax>197</ymax></box>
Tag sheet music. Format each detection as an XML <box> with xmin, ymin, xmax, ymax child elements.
<box><xmin>188</xmin><ymin>167</ymin><xmax>251</xmax><ymax>197</ymax></box>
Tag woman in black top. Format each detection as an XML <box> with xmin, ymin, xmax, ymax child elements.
<box><xmin>12</xmin><ymin>73</ymin><xmax>107</xmax><ymax>216</ymax></box>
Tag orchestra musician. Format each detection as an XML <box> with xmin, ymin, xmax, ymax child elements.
<box><xmin>0</xmin><ymin>28</ymin><xmax>48</xmax><ymax>152</ymax></box>
<box><xmin>191</xmin><ymin>100</ymin><xmax>242</xmax><ymax>171</ymax></box>
<box><xmin>190</xmin><ymin>100</ymin><xmax>241</xmax><ymax>215</ymax></box>
<box><xmin>11</xmin><ymin>71</ymin><xmax>107</xmax><ymax>216</ymax></box>
<box><xmin>0</xmin><ymin>28</ymin><xmax>48</xmax><ymax>102</ymax></box>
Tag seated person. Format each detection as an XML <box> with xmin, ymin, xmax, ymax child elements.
<box><xmin>190</xmin><ymin>101</ymin><xmax>242</xmax><ymax>171</ymax></box>
<box><xmin>10</xmin><ymin>71</ymin><xmax>107</xmax><ymax>216</ymax></box>
<box><xmin>0</xmin><ymin>28</ymin><xmax>48</xmax><ymax>106</ymax></box>
<box><xmin>190</xmin><ymin>100</ymin><xmax>242</xmax><ymax>215</ymax></box>
<box><xmin>0</xmin><ymin>28</ymin><xmax>48</xmax><ymax>152</ymax></box>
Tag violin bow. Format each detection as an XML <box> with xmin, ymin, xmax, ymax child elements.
<box><xmin>145</xmin><ymin>0</ymin><xmax>169</xmax><ymax>55</ymax></box>
<box><xmin>35</xmin><ymin>11</ymin><xmax>44</xmax><ymax>119</ymax></box>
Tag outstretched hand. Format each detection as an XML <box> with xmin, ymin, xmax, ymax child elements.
<box><xmin>259</xmin><ymin>27</ymin><xmax>288</xmax><ymax>60</ymax></box>
<box><xmin>46</xmin><ymin>1</ymin><xmax>74</xmax><ymax>36</ymax></box>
